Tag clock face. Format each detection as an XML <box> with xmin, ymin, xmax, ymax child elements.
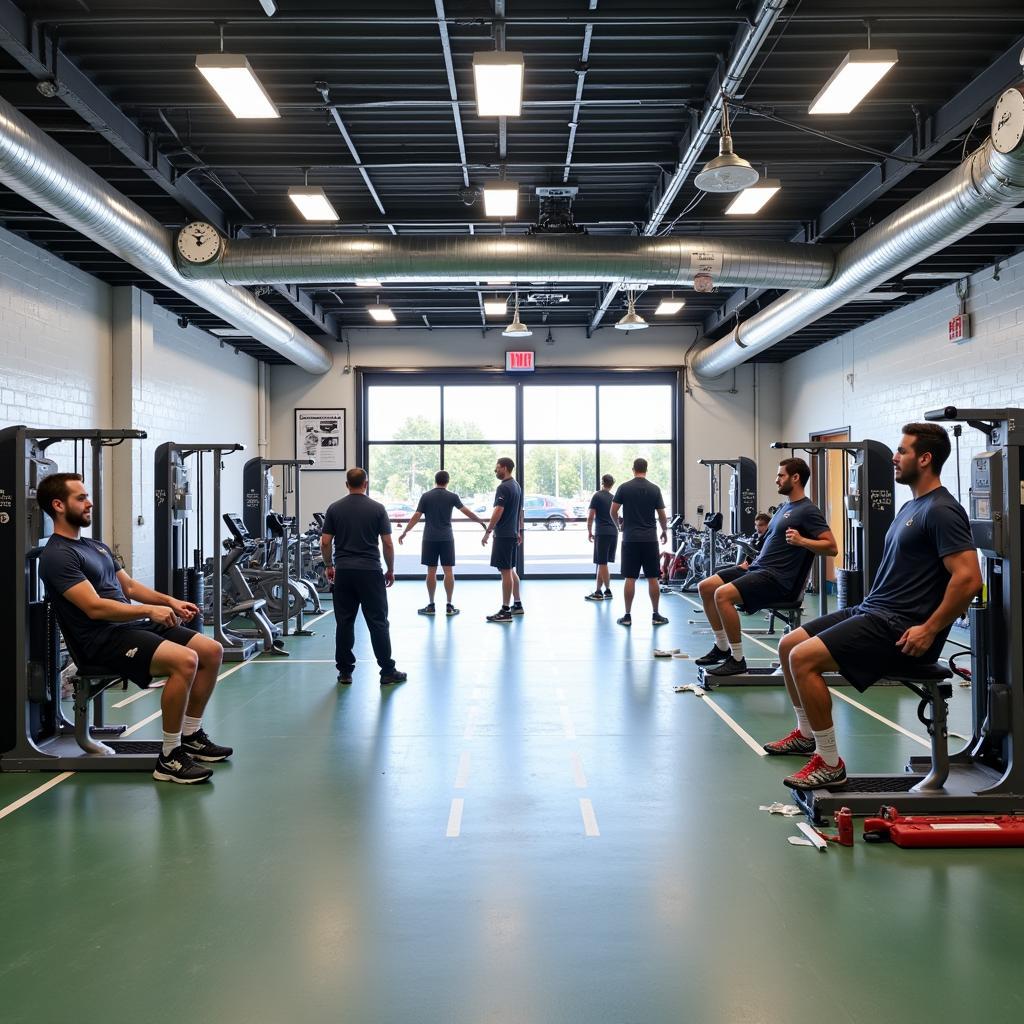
<box><xmin>176</xmin><ymin>221</ymin><xmax>222</xmax><ymax>264</ymax></box>
<box><xmin>992</xmin><ymin>87</ymin><xmax>1024</xmax><ymax>155</ymax></box>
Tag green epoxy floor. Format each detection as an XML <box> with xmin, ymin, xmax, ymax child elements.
<box><xmin>2</xmin><ymin>580</ymin><xmax>1023</xmax><ymax>1024</ymax></box>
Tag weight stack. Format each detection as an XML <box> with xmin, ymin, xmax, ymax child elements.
<box><xmin>836</xmin><ymin>568</ymin><xmax>863</xmax><ymax>609</ymax></box>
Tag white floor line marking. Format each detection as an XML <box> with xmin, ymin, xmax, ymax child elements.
<box><xmin>571</xmin><ymin>752</ymin><xmax>588</xmax><ymax>788</ymax></box>
<box><xmin>112</xmin><ymin>681</ymin><xmax>165</xmax><ymax>708</ymax></box>
<box><xmin>0</xmin><ymin>772</ymin><xmax>75</xmax><ymax>821</ymax></box>
<box><xmin>463</xmin><ymin>705</ymin><xmax>479</xmax><ymax>739</ymax></box>
<box><xmin>829</xmin><ymin>688</ymin><xmax>930</xmax><ymax>748</ymax></box>
<box><xmin>580</xmin><ymin>798</ymin><xmax>600</xmax><ymax>836</ymax></box>
<box><xmin>699</xmin><ymin>693</ymin><xmax>769</xmax><ymax>757</ymax></box>
<box><xmin>454</xmin><ymin>752</ymin><xmax>471</xmax><ymax>789</ymax></box>
<box><xmin>304</xmin><ymin>608</ymin><xmax>335</xmax><ymax>628</ymax></box>
<box><xmin>560</xmin><ymin>704</ymin><xmax>576</xmax><ymax>740</ymax></box>
<box><xmin>446</xmin><ymin>797</ymin><xmax>464</xmax><ymax>837</ymax></box>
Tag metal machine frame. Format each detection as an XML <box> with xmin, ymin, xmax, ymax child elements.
<box><xmin>696</xmin><ymin>456</ymin><xmax>757</xmax><ymax>576</ymax></box>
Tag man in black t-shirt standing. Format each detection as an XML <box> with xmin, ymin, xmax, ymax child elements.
<box><xmin>585</xmin><ymin>474</ymin><xmax>617</xmax><ymax>602</ymax></box>
<box><xmin>482</xmin><ymin>456</ymin><xmax>524</xmax><ymax>623</ymax></box>
<box><xmin>321</xmin><ymin>467</ymin><xmax>406</xmax><ymax>686</ymax></box>
<box><xmin>36</xmin><ymin>473</ymin><xmax>231</xmax><ymax>785</ymax></box>
<box><xmin>398</xmin><ymin>470</ymin><xmax>487</xmax><ymax>616</ymax></box>
<box><xmin>611</xmin><ymin>458</ymin><xmax>669</xmax><ymax>627</ymax></box>
<box><xmin>765</xmin><ymin>423</ymin><xmax>981</xmax><ymax>792</ymax></box>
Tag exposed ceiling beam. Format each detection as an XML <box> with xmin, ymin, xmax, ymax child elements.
<box><xmin>562</xmin><ymin>12</ymin><xmax>595</xmax><ymax>183</ymax></box>
<box><xmin>269</xmin><ymin>284</ymin><xmax>341</xmax><ymax>340</ymax></box>
<box><xmin>434</xmin><ymin>0</ymin><xmax>470</xmax><ymax>189</ymax></box>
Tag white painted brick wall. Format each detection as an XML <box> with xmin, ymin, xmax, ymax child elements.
<box><xmin>781</xmin><ymin>249</ymin><xmax>1024</xmax><ymax>504</ymax></box>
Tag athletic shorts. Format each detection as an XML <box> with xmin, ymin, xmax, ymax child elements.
<box><xmin>715</xmin><ymin>564</ymin><xmax>748</xmax><ymax>585</ymax></box>
<box><xmin>89</xmin><ymin>622</ymin><xmax>200</xmax><ymax>688</ymax></box>
<box><xmin>803</xmin><ymin>606</ymin><xmax>946</xmax><ymax>693</ymax></box>
<box><xmin>593</xmin><ymin>533</ymin><xmax>618</xmax><ymax>565</ymax></box>
<box><xmin>620</xmin><ymin>541</ymin><xmax>660</xmax><ymax>579</ymax></box>
<box><xmin>729</xmin><ymin>569</ymin><xmax>795</xmax><ymax>615</ymax></box>
<box><xmin>490</xmin><ymin>536</ymin><xmax>518</xmax><ymax>570</ymax></box>
<box><xmin>421</xmin><ymin>540</ymin><xmax>456</xmax><ymax>567</ymax></box>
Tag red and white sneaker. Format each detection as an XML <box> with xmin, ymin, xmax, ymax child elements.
<box><xmin>763</xmin><ymin>729</ymin><xmax>815</xmax><ymax>756</ymax></box>
<box><xmin>783</xmin><ymin>754</ymin><xmax>847</xmax><ymax>791</ymax></box>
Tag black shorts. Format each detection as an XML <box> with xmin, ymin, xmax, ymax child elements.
<box><xmin>593</xmin><ymin>533</ymin><xmax>618</xmax><ymax>565</ymax></box>
<box><xmin>728</xmin><ymin>569</ymin><xmax>794</xmax><ymax>615</ymax></box>
<box><xmin>490</xmin><ymin>536</ymin><xmax>518</xmax><ymax>570</ymax></box>
<box><xmin>95</xmin><ymin>622</ymin><xmax>200</xmax><ymax>687</ymax></box>
<box><xmin>620</xmin><ymin>541</ymin><xmax>660</xmax><ymax>579</ymax></box>
<box><xmin>715</xmin><ymin>564</ymin><xmax>748</xmax><ymax>585</ymax></box>
<box><xmin>803</xmin><ymin>606</ymin><xmax>946</xmax><ymax>693</ymax></box>
<box><xmin>421</xmin><ymin>540</ymin><xmax>456</xmax><ymax>567</ymax></box>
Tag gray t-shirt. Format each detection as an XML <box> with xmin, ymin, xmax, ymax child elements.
<box><xmin>859</xmin><ymin>487</ymin><xmax>975</xmax><ymax>632</ymax></box>
<box><xmin>588</xmin><ymin>489</ymin><xmax>617</xmax><ymax>536</ymax></box>
<box><xmin>415</xmin><ymin>487</ymin><xmax>464</xmax><ymax>543</ymax></box>
<box><xmin>612</xmin><ymin>477</ymin><xmax>665</xmax><ymax>543</ymax></box>
<box><xmin>750</xmin><ymin>497</ymin><xmax>831</xmax><ymax>594</ymax></box>
<box><xmin>493</xmin><ymin>477</ymin><xmax>523</xmax><ymax>539</ymax></box>
<box><xmin>322</xmin><ymin>493</ymin><xmax>391</xmax><ymax>571</ymax></box>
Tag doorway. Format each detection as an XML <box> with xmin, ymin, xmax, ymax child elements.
<box><xmin>811</xmin><ymin>427</ymin><xmax>850</xmax><ymax>596</ymax></box>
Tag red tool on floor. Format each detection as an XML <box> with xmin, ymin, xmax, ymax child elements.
<box><xmin>863</xmin><ymin>805</ymin><xmax>1024</xmax><ymax>848</ymax></box>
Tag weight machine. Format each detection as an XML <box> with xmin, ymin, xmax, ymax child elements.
<box><xmin>696</xmin><ymin>457</ymin><xmax>758</xmax><ymax>576</ymax></box>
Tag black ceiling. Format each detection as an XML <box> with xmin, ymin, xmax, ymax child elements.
<box><xmin>1</xmin><ymin>0</ymin><xmax>1023</xmax><ymax>365</ymax></box>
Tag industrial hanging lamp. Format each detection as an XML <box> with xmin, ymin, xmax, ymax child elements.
<box><xmin>615</xmin><ymin>291</ymin><xmax>649</xmax><ymax>331</ymax></box>
<box><xmin>502</xmin><ymin>293</ymin><xmax>532</xmax><ymax>337</ymax></box>
<box><xmin>694</xmin><ymin>96</ymin><xmax>760</xmax><ymax>194</ymax></box>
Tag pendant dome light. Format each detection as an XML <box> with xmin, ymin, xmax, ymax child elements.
<box><xmin>694</xmin><ymin>96</ymin><xmax>760</xmax><ymax>194</ymax></box>
<box><xmin>502</xmin><ymin>293</ymin><xmax>532</xmax><ymax>338</ymax></box>
<box><xmin>615</xmin><ymin>291</ymin><xmax>649</xmax><ymax>331</ymax></box>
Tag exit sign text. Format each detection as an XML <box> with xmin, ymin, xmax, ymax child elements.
<box><xmin>505</xmin><ymin>350</ymin><xmax>535</xmax><ymax>372</ymax></box>
<box><xmin>949</xmin><ymin>313</ymin><xmax>971</xmax><ymax>344</ymax></box>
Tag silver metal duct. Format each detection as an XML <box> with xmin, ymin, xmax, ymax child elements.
<box><xmin>0</xmin><ymin>94</ymin><xmax>332</xmax><ymax>375</ymax></box>
<box><xmin>692</xmin><ymin>88</ymin><xmax>1024</xmax><ymax>379</ymax></box>
<box><xmin>176</xmin><ymin>234</ymin><xmax>835</xmax><ymax>291</ymax></box>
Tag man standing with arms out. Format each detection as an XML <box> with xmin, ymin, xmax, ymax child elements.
<box><xmin>765</xmin><ymin>424</ymin><xmax>980</xmax><ymax>790</ymax></box>
<box><xmin>36</xmin><ymin>473</ymin><xmax>229</xmax><ymax>785</ymax></box>
<box><xmin>696</xmin><ymin>459</ymin><xmax>837</xmax><ymax>678</ymax></box>
<box><xmin>611</xmin><ymin>458</ymin><xmax>669</xmax><ymax>627</ymax></box>
<box><xmin>321</xmin><ymin>467</ymin><xmax>406</xmax><ymax>686</ymax></box>
<box><xmin>397</xmin><ymin>470</ymin><xmax>487</xmax><ymax>616</ymax></box>
<box><xmin>482</xmin><ymin>456</ymin><xmax>524</xmax><ymax>623</ymax></box>
<box><xmin>585</xmin><ymin>473</ymin><xmax>617</xmax><ymax>601</ymax></box>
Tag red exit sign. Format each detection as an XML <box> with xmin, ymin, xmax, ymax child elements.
<box><xmin>505</xmin><ymin>350</ymin><xmax>535</xmax><ymax>372</ymax></box>
<box><xmin>948</xmin><ymin>313</ymin><xmax>971</xmax><ymax>343</ymax></box>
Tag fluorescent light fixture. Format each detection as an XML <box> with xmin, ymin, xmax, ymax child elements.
<box><xmin>195</xmin><ymin>53</ymin><xmax>280</xmax><ymax>119</ymax></box>
<box><xmin>484</xmin><ymin>299</ymin><xmax>508</xmax><ymax>315</ymax></box>
<box><xmin>483</xmin><ymin>182</ymin><xmax>519</xmax><ymax>217</ymax></box>
<box><xmin>486</xmin><ymin>279</ymin><xmax>512</xmax><ymax>285</ymax></box>
<box><xmin>809</xmin><ymin>50</ymin><xmax>899</xmax><ymax>115</ymax></box>
<box><xmin>472</xmin><ymin>51</ymin><xmax>525</xmax><ymax>116</ymax></box>
<box><xmin>902</xmin><ymin>272</ymin><xmax>969</xmax><ymax>281</ymax></box>
<box><xmin>355</xmin><ymin>277</ymin><xmax>381</xmax><ymax>287</ymax></box>
<box><xmin>725</xmin><ymin>178</ymin><xmax>781</xmax><ymax>215</ymax></box>
<box><xmin>367</xmin><ymin>304</ymin><xmax>396</xmax><ymax>322</ymax></box>
<box><xmin>655</xmin><ymin>299</ymin><xmax>686</xmax><ymax>315</ymax></box>
<box><xmin>210</xmin><ymin>328</ymin><xmax>250</xmax><ymax>337</ymax></box>
<box><xmin>859</xmin><ymin>291</ymin><xmax>907</xmax><ymax>301</ymax></box>
<box><xmin>258</xmin><ymin>0</ymin><xmax>277</xmax><ymax>14</ymax></box>
<box><xmin>287</xmin><ymin>186</ymin><xmax>339</xmax><ymax>221</ymax></box>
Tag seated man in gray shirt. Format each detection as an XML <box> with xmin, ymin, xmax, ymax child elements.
<box><xmin>398</xmin><ymin>470</ymin><xmax>486</xmax><ymax>616</ymax></box>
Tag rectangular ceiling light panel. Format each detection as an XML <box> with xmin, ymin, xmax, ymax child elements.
<box><xmin>196</xmin><ymin>53</ymin><xmax>280</xmax><ymax>118</ymax></box>
<box><xmin>655</xmin><ymin>299</ymin><xmax>686</xmax><ymax>315</ymax></box>
<box><xmin>473</xmin><ymin>51</ymin><xmax>525</xmax><ymax>116</ymax></box>
<box><xmin>367</xmin><ymin>304</ymin><xmax>396</xmax><ymax>322</ymax></box>
<box><xmin>724</xmin><ymin>179</ymin><xmax>781</xmax><ymax>215</ymax></box>
<box><xmin>484</xmin><ymin>299</ymin><xmax>508</xmax><ymax>315</ymax></box>
<box><xmin>808</xmin><ymin>50</ymin><xmax>898</xmax><ymax>115</ymax></box>
<box><xmin>483</xmin><ymin>182</ymin><xmax>519</xmax><ymax>217</ymax></box>
<box><xmin>288</xmin><ymin>186</ymin><xmax>339</xmax><ymax>221</ymax></box>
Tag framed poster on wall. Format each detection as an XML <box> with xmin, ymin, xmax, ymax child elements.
<box><xmin>295</xmin><ymin>408</ymin><xmax>347</xmax><ymax>471</ymax></box>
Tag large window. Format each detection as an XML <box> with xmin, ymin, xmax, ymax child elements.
<box><xmin>362</xmin><ymin>373</ymin><xmax>678</xmax><ymax>577</ymax></box>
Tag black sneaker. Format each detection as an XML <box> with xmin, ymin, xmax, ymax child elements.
<box><xmin>418</xmin><ymin>603</ymin><xmax>436</xmax><ymax>616</ymax></box>
<box><xmin>652</xmin><ymin>612</ymin><xmax>669</xmax><ymax>626</ymax></box>
<box><xmin>446</xmin><ymin>604</ymin><xmax>460</xmax><ymax>616</ymax></box>
<box><xmin>585</xmin><ymin>591</ymin><xmax>604</xmax><ymax>602</ymax></box>
<box><xmin>695</xmin><ymin>645</ymin><xmax>730</xmax><ymax>667</ymax></box>
<box><xmin>617</xmin><ymin>614</ymin><xmax>632</xmax><ymax>627</ymax></box>
<box><xmin>153</xmin><ymin>746</ymin><xmax>213</xmax><ymax>785</ymax></box>
<box><xmin>380</xmin><ymin>670</ymin><xmax>408</xmax><ymax>685</ymax></box>
<box><xmin>181</xmin><ymin>729</ymin><xmax>233</xmax><ymax>763</ymax></box>
<box><xmin>337</xmin><ymin>671</ymin><xmax>353</xmax><ymax>685</ymax></box>
<box><xmin>510</xmin><ymin>602</ymin><xmax>525</xmax><ymax>616</ymax></box>
<box><xmin>602</xmin><ymin>590</ymin><xmax>613</xmax><ymax>600</ymax></box>
<box><xmin>706</xmin><ymin>655</ymin><xmax>748</xmax><ymax>677</ymax></box>
<box><xmin>487</xmin><ymin>608</ymin><xmax>513</xmax><ymax>623</ymax></box>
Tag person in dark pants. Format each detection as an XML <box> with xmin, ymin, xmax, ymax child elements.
<box><xmin>482</xmin><ymin>456</ymin><xmax>524</xmax><ymax>623</ymax></box>
<box><xmin>320</xmin><ymin>467</ymin><xmax>406</xmax><ymax>686</ymax></box>
<box><xmin>611</xmin><ymin>458</ymin><xmax>670</xmax><ymax>627</ymax></box>
<box><xmin>585</xmin><ymin>473</ymin><xmax>617</xmax><ymax>601</ymax></box>
<box><xmin>397</xmin><ymin>470</ymin><xmax>487</xmax><ymax>616</ymax></box>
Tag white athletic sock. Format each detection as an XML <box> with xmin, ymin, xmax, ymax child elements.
<box><xmin>729</xmin><ymin>640</ymin><xmax>744</xmax><ymax>661</ymax></box>
<box><xmin>712</xmin><ymin>628</ymin><xmax>729</xmax><ymax>651</ymax></box>
<box><xmin>162</xmin><ymin>731</ymin><xmax>182</xmax><ymax>756</ymax></box>
<box><xmin>812</xmin><ymin>727</ymin><xmax>840</xmax><ymax>767</ymax></box>
<box><xmin>182</xmin><ymin>715</ymin><xmax>202</xmax><ymax>737</ymax></box>
<box><xmin>795</xmin><ymin>707</ymin><xmax>812</xmax><ymax>738</ymax></box>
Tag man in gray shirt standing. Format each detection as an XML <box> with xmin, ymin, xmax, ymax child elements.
<box><xmin>586</xmin><ymin>473</ymin><xmax>617</xmax><ymax>601</ymax></box>
<box><xmin>398</xmin><ymin>470</ymin><xmax>486</xmax><ymax>616</ymax></box>
<box><xmin>611</xmin><ymin>458</ymin><xmax>669</xmax><ymax>627</ymax></box>
<box><xmin>321</xmin><ymin>467</ymin><xmax>406</xmax><ymax>686</ymax></box>
<box><xmin>483</xmin><ymin>456</ymin><xmax>524</xmax><ymax>623</ymax></box>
